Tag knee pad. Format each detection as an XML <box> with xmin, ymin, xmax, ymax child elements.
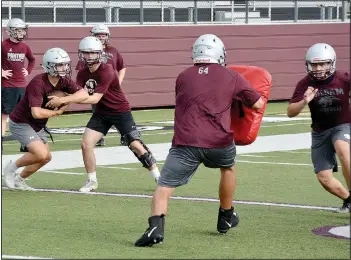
<box><xmin>121</xmin><ymin>130</ymin><xmax>141</xmax><ymax>147</ymax></box>
<box><xmin>138</xmin><ymin>151</ymin><xmax>157</xmax><ymax>168</ymax></box>
<box><xmin>122</xmin><ymin>130</ymin><xmax>156</xmax><ymax>168</ymax></box>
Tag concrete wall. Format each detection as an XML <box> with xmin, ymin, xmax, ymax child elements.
<box><xmin>4</xmin><ymin>23</ymin><xmax>349</xmax><ymax>111</ymax></box>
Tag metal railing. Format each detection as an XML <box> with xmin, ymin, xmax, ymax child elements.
<box><xmin>1</xmin><ymin>0</ymin><xmax>350</xmax><ymax>25</ymax></box>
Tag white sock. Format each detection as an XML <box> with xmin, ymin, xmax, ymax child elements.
<box><xmin>88</xmin><ymin>172</ymin><xmax>97</xmax><ymax>182</ymax></box>
<box><xmin>10</xmin><ymin>161</ymin><xmax>19</xmax><ymax>172</ymax></box>
<box><xmin>149</xmin><ymin>167</ymin><xmax>160</xmax><ymax>180</ymax></box>
<box><xmin>14</xmin><ymin>174</ymin><xmax>24</xmax><ymax>181</ymax></box>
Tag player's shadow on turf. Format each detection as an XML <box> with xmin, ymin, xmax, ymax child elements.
<box><xmin>196</xmin><ymin>230</ymin><xmax>228</xmax><ymax>236</ymax></box>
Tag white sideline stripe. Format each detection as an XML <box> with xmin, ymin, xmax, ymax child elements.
<box><xmin>237</xmin><ymin>160</ymin><xmax>341</xmax><ymax>168</ymax></box>
<box><xmin>238</xmin><ymin>154</ymin><xmax>275</xmax><ymax>158</ymax></box>
<box><xmin>280</xmin><ymin>151</ymin><xmax>310</xmax><ymax>154</ymax></box>
<box><xmin>41</xmin><ymin>170</ymin><xmax>84</xmax><ymax>175</ymax></box>
<box><xmin>260</xmin><ymin>122</ymin><xmax>310</xmax><ymax>128</ymax></box>
<box><xmin>1</xmin><ymin>187</ymin><xmax>337</xmax><ymax>211</ymax></box>
<box><xmin>2</xmin><ymin>133</ymin><xmax>313</xmax><ymax>171</ymax></box>
<box><xmin>237</xmin><ymin>160</ymin><xmax>311</xmax><ymax>166</ymax></box>
<box><xmin>2</xmin><ymin>255</ymin><xmax>53</xmax><ymax>259</ymax></box>
<box><xmin>3</xmin><ymin>131</ymin><xmax>174</xmax><ymax>146</ymax></box>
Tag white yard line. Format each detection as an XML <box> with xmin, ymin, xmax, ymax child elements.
<box><xmin>237</xmin><ymin>160</ymin><xmax>312</xmax><ymax>166</ymax></box>
<box><xmin>238</xmin><ymin>154</ymin><xmax>276</xmax><ymax>158</ymax></box>
<box><xmin>237</xmin><ymin>160</ymin><xmax>341</xmax><ymax>168</ymax></box>
<box><xmin>2</xmin><ymin>255</ymin><xmax>53</xmax><ymax>259</ymax></box>
<box><xmin>280</xmin><ymin>151</ymin><xmax>311</xmax><ymax>154</ymax></box>
<box><xmin>1</xmin><ymin>187</ymin><xmax>338</xmax><ymax>212</ymax></box>
<box><xmin>260</xmin><ymin>122</ymin><xmax>310</xmax><ymax>128</ymax></box>
<box><xmin>98</xmin><ymin>166</ymin><xmax>137</xmax><ymax>170</ymax></box>
<box><xmin>40</xmin><ymin>170</ymin><xmax>84</xmax><ymax>175</ymax></box>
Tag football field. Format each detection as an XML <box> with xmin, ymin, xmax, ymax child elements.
<box><xmin>1</xmin><ymin>102</ymin><xmax>350</xmax><ymax>259</ymax></box>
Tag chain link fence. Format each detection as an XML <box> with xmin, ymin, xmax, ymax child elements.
<box><xmin>1</xmin><ymin>0</ymin><xmax>350</xmax><ymax>25</ymax></box>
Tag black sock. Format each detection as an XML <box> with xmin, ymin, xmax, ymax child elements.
<box><xmin>148</xmin><ymin>214</ymin><xmax>165</xmax><ymax>227</ymax></box>
<box><xmin>219</xmin><ymin>206</ymin><xmax>234</xmax><ymax>217</ymax></box>
<box><xmin>344</xmin><ymin>195</ymin><xmax>351</xmax><ymax>203</ymax></box>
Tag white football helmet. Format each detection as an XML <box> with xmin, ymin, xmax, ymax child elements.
<box><xmin>78</xmin><ymin>36</ymin><xmax>105</xmax><ymax>66</ymax></box>
<box><xmin>42</xmin><ymin>48</ymin><xmax>71</xmax><ymax>77</ymax></box>
<box><xmin>192</xmin><ymin>34</ymin><xmax>226</xmax><ymax>66</ymax></box>
<box><xmin>305</xmin><ymin>43</ymin><xmax>336</xmax><ymax>80</ymax></box>
<box><xmin>90</xmin><ymin>24</ymin><xmax>110</xmax><ymax>45</ymax></box>
<box><xmin>6</xmin><ymin>18</ymin><xmax>28</xmax><ymax>41</ymax></box>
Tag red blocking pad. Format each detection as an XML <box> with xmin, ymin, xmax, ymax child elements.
<box><xmin>227</xmin><ymin>65</ymin><xmax>272</xmax><ymax>146</ymax></box>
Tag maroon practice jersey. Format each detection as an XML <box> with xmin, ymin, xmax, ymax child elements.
<box><xmin>172</xmin><ymin>63</ymin><xmax>261</xmax><ymax>148</ymax></box>
<box><xmin>76</xmin><ymin>63</ymin><xmax>130</xmax><ymax>115</ymax></box>
<box><xmin>10</xmin><ymin>73</ymin><xmax>82</xmax><ymax>131</ymax></box>
<box><xmin>290</xmin><ymin>71</ymin><xmax>351</xmax><ymax>132</ymax></box>
<box><xmin>1</xmin><ymin>38</ymin><xmax>35</xmax><ymax>88</ymax></box>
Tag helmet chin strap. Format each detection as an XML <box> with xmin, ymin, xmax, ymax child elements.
<box><xmin>308</xmin><ymin>71</ymin><xmax>334</xmax><ymax>84</ymax></box>
<box><xmin>86</xmin><ymin>59</ymin><xmax>100</xmax><ymax>67</ymax></box>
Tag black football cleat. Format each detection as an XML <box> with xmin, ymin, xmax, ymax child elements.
<box><xmin>335</xmin><ymin>201</ymin><xmax>351</xmax><ymax>213</ymax></box>
<box><xmin>135</xmin><ymin>215</ymin><xmax>165</xmax><ymax>247</ymax></box>
<box><xmin>95</xmin><ymin>138</ymin><xmax>105</xmax><ymax>147</ymax></box>
<box><xmin>217</xmin><ymin>206</ymin><xmax>239</xmax><ymax>234</ymax></box>
<box><xmin>20</xmin><ymin>145</ymin><xmax>29</xmax><ymax>153</ymax></box>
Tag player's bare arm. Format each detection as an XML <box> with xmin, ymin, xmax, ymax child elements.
<box><xmin>118</xmin><ymin>67</ymin><xmax>126</xmax><ymax>85</ymax></box>
<box><xmin>287</xmin><ymin>86</ymin><xmax>318</xmax><ymax>117</ymax></box>
<box><xmin>252</xmin><ymin>97</ymin><xmax>264</xmax><ymax>110</ymax></box>
<box><xmin>31</xmin><ymin>106</ymin><xmax>66</xmax><ymax>119</ymax></box>
<box><xmin>45</xmin><ymin>89</ymin><xmax>89</xmax><ymax>108</ymax></box>
<box><xmin>77</xmin><ymin>92</ymin><xmax>104</xmax><ymax>104</ymax></box>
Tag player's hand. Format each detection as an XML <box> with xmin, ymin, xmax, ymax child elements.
<box><xmin>55</xmin><ymin>104</ymin><xmax>70</xmax><ymax>116</ymax></box>
<box><xmin>2</xmin><ymin>69</ymin><xmax>13</xmax><ymax>79</ymax></box>
<box><xmin>46</xmin><ymin>96</ymin><xmax>64</xmax><ymax>109</ymax></box>
<box><xmin>22</xmin><ymin>68</ymin><xmax>29</xmax><ymax>77</ymax></box>
<box><xmin>303</xmin><ymin>86</ymin><xmax>318</xmax><ymax>104</ymax></box>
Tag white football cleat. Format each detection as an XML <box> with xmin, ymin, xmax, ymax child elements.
<box><xmin>79</xmin><ymin>179</ymin><xmax>98</xmax><ymax>192</ymax></box>
<box><xmin>3</xmin><ymin>161</ymin><xmax>17</xmax><ymax>189</ymax></box>
<box><xmin>13</xmin><ymin>176</ymin><xmax>35</xmax><ymax>191</ymax></box>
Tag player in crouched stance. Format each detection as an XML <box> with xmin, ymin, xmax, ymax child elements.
<box><xmin>135</xmin><ymin>34</ymin><xmax>263</xmax><ymax>247</ymax></box>
<box><xmin>3</xmin><ymin>48</ymin><xmax>89</xmax><ymax>190</ymax></box>
<box><xmin>73</xmin><ymin>36</ymin><xmax>160</xmax><ymax>192</ymax></box>
<box><xmin>287</xmin><ymin>43</ymin><xmax>350</xmax><ymax>213</ymax></box>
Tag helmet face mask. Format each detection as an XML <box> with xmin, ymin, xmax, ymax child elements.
<box><xmin>306</xmin><ymin>61</ymin><xmax>333</xmax><ymax>81</ymax></box>
<box><xmin>6</xmin><ymin>18</ymin><xmax>28</xmax><ymax>41</ymax></box>
<box><xmin>42</xmin><ymin>48</ymin><xmax>71</xmax><ymax>78</ymax></box>
<box><xmin>305</xmin><ymin>43</ymin><xmax>336</xmax><ymax>81</ymax></box>
<box><xmin>78</xmin><ymin>36</ymin><xmax>105</xmax><ymax>67</ymax></box>
<box><xmin>93</xmin><ymin>33</ymin><xmax>109</xmax><ymax>45</ymax></box>
<box><xmin>78</xmin><ymin>51</ymin><xmax>102</xmax><ymax>67</ymax></box>
<box><xmin>192</xmin><ymin>34</ymin><xmax>226</xmax><ymax>66</ymax></box>
<box><xmin>48</xmin><ymin>62</ymin><xmax>71</xmax><ymax>77</ymax></box>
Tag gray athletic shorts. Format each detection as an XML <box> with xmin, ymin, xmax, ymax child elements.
<box><xmin>311</xmin><ymin>123</ymin><xmax>350</xmax><ymax>174</ymax></box>
<box><xmin>158</xmin><ymin>143</ymin><xmax>236</xmax><ymax>188</ymax></box>
<box><xmin>9</xmin><ymin>119</ymin><xmax>48</xmax><ymax>147</ymax></box>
